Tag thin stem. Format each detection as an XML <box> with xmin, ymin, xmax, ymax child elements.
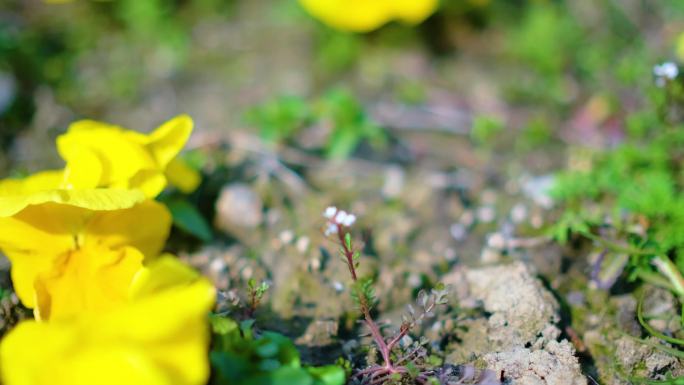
<box><xmin>337</xmin><ymin>230</ymin><xmax>358</xmax><ymax>281</ymax></box>
<box><xmin>386</xmin><ymin>298</ymin><xmax>437</xmax><ymax>353</ymax></box>
<box><xmin>337</xmin><ymin>227</ymin><xmax>393</xmax><ymax>369</ymax></box>
<box><xmin>583</xmin><ymin>232</ymin><xmax>656</xmax><ymax>256</ymax></box>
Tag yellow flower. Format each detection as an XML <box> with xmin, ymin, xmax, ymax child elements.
<box><xmin>0</xmin><ymin>169</ymin><xmax>145</xmax><ymax>217</ymax></box>
<box><xmin>57</xmin><ymin>114</ymin><xmax>200</xmax><ymax>198</ymax></box>
<box><xmin>299</xmin><ymin>0</ymin><xmax>439</xmax><ymax>32</ymax></box>
<box><xmin>0</xmin><ymin>172</ymin><xmax>170</xmax><ymax>320</ymax></box>
<box><xmin>0</xmin><ymin>257</ymin><xmax>216</xmax><ymax>385</ymax></box>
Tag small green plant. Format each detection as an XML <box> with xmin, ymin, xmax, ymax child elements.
<box><xmin>550</xmin><ymin>76</ymin><xmax>684</xmax><ymax>331</ymax></box>
<box><xmin>470</xmin><ymin>115</ymin><xmax>503</xmax><ymax>146</ymax></box>
<box><xmin>209</xmin><ymin>316</ymin><xmax>345</xmax><ymax>385</ymax></box>
<box><xmin>244</xmin><ymin>95</ymin><xmax>311</xmax><ymax>143</ymax></box>
<box><xmin>245</xmin><ymin>89</ymin><xmax>386</xmax><ymax>159</ymax></box>
<box><xmin>322</xmin><ymin>207</ymin><xmax>498</xmax><ymax>385</ymax></box>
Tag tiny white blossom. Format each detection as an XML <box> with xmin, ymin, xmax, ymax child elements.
<box><xmin>341</xmin><ymin>214</ymin><xmax>356</xmax><ymax>227</ymax></box>
<box><xmin>654</xmin><ymin>61</ymin><xmax>679</xmax><ymax>79</ymax></box>
<box><xmin>324</xmin><ymin>206</ymin><xmax>337</xmax><ymax>219</ymax></box>
<box><xmin>324</xmin><ymin>223</ymin><xmax>338</xmax><ymax>236</ymax></box>
<box><xmin>334</xmin><ymin>210</ymin><xmax>348</xmax><ymax>224</ymax></box>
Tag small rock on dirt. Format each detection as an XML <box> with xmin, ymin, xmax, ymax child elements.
<box><xmin>215</xmin><ymin>183</ymin><xmax>263</xmax><ymax>231</ymax></box>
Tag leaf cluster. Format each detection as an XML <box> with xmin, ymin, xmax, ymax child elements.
<box><xmin>350</xmin><ymin>277</ymin><xmax>377</xmax><ymax>314</ymax></box>
<box><xmin>550</xmin><ymin>124</ymin><xmax>684</xmax><ymax>299</ymax></box>
<box><xmin>209</xmin><ymin>315</ymin><xmax>345</xmax><ymax>385</ymax></box>
<box><xmin>245</xmin><ymin>88</ymin><xmax>386</xmax><ymax>159</ymax></box>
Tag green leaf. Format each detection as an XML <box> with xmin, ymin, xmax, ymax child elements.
<box><xmin>307</xmin><ymin>365</ymin><xmax>346</xmax><ymax>385</ymax></box>
<box><xmin>253</xmin><ymin>367</ymin><xmax>313</xmax><ymax>385</ymax></box>
<box><xmin>209</xmin><ymin>313</ymin><xmax>239</xmax><ymax>335</ymax></box>
<box><xmin>164</xmin><ymin>199</ymin><xmax>213</xmax><ymax>241</ymax></box>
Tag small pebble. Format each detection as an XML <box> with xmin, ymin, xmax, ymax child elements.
<box><xmin>449</xmin><ymin>223</ymin><xmax>467</xmax><ymax>241</ymax></box>
<box><xmin>481</xmin><ymin>189</ymin><xmax>498</xmax><ymax>205</ymax></box>
<box><xmin>400</xmin><ymin>335</ymin><xmax>413</xmax><ymax>347</ymax></box>
<box><xmin>382</xmin><ymin>165</ymin><xmax>405</xmax><ymax>199</ymax></box>
<box><xmin>214</xmin><ymin>183</ymin><xmax>263</xmax><ymax>230</ymax></box>
<box><xmin>480</xmin><ymin>247</ymin><xmax>501</xmax><ymax>263</ymax></box>
<box><xmin>333</xmin><ymin>281</ymin><xmax>345</xmax><ymax>293</ymax></box>
<box><xmin>241</xmin><ymin>266</ymin><xmax>253</xmax><ymax>279</ymax></box>
<box><xmin>477</xmin><ymin>206</ymin><xmax>496</xmax><ymax>223</ymax></box>
<box><xmin>460</xmin><ymin>210</ymin><xmax>475</xmax><ymax>227</ymax></box>
<box><xmin>487</xmin><ymin>233</ymin><xmax>506</xmax><ymax>250</ymax></box>
<box><xmin>530</xmin><ymin>212</ymin><xmax>544</xmax><ymax>229</ymax></box>
<box><xmin>296</xmin><ymin>236</ymin><xmax>310</xmax><ymax>253</ymax></box>
<box><xmin>566</xmin><ymin>291</ymin><xmax>585</xmax><ymax>306</ymax></box>
<box><xmin>279</xmin><ymin>230</ymin><xmax>294</xmax><ymax>244</ymax></box>
<box><xmin>408</xmin><ymin>273</ymin><xmax>422</xmax><ymax>288</ymax></box>
<box><xmin>510</xmin><ymin>203</ymin><xmax>528</xmax><ymax>224</ymax></box>
<box><xmin>209</xmin><ymin>258</ymin><xmax>226</xmax><ymax>275</ymax></box>
<box><xmin>444</xmin><ymin>247</ymin><xmax>457</xmax><ymax>261</ymax></box>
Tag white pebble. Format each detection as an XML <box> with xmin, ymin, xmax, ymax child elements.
<box><xmin>477</xmin><ymin>206</ymin><xmax>496</xmax><ymax>223</ymax></box>
<box><xmin>487</xmin><ymin>233</ymin><xmax>506</xmax><ymax>250</ymax></box>
<box><xmin>510</xmin><ymin>203</ymin><xmax>528</xmax><ymax>224</ymax></box>
<box><xmin>449</xmin><ymin>223</ymin><xmax>467</xmax><ymax>241</ymax></box>
<box><xmin>279</xmin><ymin>230</ymin><xmax>294</xmax><ymax>244</ymax></box>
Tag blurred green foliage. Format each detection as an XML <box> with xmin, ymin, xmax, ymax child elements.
<box><xmin>550</xmin><ymin>77</ymin><xmax>684</xmax><ymax>313</ymax></box>
<box><xmin>245</xmin><ymin>89</ymin><xmax>386</xmax><ymax>159</ymax></box>
<box><xmin>209</xmin><ymin>315</ymin><xmax>345</xmax><ymax>385</ymax></box>
<box><xmin>470</xmin><ymin>115</ymin><xmax>503</xmax><ymax>146</ymax></box>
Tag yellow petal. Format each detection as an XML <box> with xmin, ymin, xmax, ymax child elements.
<box><xmin>128</xmin><ymin>254</ymin><xmax>202</xmax><ymax>298</ymax></box>
<box><xmin>165</xmin><ymin>157</ymin><xmax>201</xmax><ymax>193</ymax></box>
<box><xmin>392</xmin><ymin>0</ymin><xmax>438</xmax><ymax>24</ymax></box>
<box><xmin>0</xmin><ymin>187</ymin><xmax>146</xmax><ymax>218</ymax></box>
<box><xmin>146</xmin><ymin>114</ymin><xmax>193</xmax><ymax>168</ymax></box>
<box><xmin>0</xmin><ymin>204</ymin><xmax>91</xmax><ymax>307</ymax></box>
<box><xmin>33</xmin><ymin>246</ymin><xmax>144</xmax><ymax>321</ymax></box>
<box><xmin>57</xmin><ymin>121</ymin><xmax>158</xmax><ymax>193</ymax></box>
<box><xmin>60</xmin><ymin>148</ymin><xmax>103</xmax><ymax>190</ymax></box>
<box><xmin>101</xmin><ymin>257</ymin><xmax>215</xmax><ymax>385</ymax></box>
<box><xmin>56</xmin><ymin>116</ymin><xmax>193</xmax><ymax>198</ymax></box>
<box><xmin>0</xmin><ymin>321</ymin><xmax>171</xmax><ymax>385</ymax></box>
<box><xmin>299</xmin><ymin>0</ymin><xmax>390</xmax><ymax>32</ymax></box>
<box><xmin>126</xmin><ymin>169</ymin><xmax>168</xmax><ymax>199</ymax></box>
<box><xmin>0</xmin><ymin>170</ymin><xmax>64</xmax><ymax>194</ymax></box>
<box><xmin>0</xmin><ymin>257</ymin><xmax>215</xmax><ymax>385</ymax></box>
<box><xmin>299</xmin><ymin>0</ymin><xmax>438</xmax><ymax>32</ymax></box>
<box><xmin>0</xmin><ymin>198</ymin><xmax>165</xmax><ymax>309</ymax></box>
<box><xmin>83</xmin><ymin>199</ymin><xmax>171</xmax><ymax>260</ymax></box>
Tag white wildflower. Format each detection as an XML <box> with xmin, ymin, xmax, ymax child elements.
<box><xmin>654</xmin><ymin>61</ymin><xmax>679</xmax><ymax>79</ymax></box>
<box><xmin>324</xmin><ymin>206</ymin><xmax>337</xmax><ymax>219</ymax></box>
<box><xmin>654</xmin><ymin>61</ymin><xmax>679</xmax><ymax>87</ymax></box>
<box><xmin>324</xmin><ymin>223</ymin><xmax>338</xmax><ymax>236</ymax></box>
<box><xmin>341</xmin><ymin>214</ymin><xmax>356</xmax><ymax>227</ymax></box>
<box><xmin>334</xmin><ymin>210</ymin><xmax>348</xmax><ymax>224</ymax></box>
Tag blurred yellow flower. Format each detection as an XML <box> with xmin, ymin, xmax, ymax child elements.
<box><xmin>57</xmin><ymin>114</ymin><xmax>200</xmax><ymax>198</ymax></box>
<box><xmin>0</xmin><ymin>170</ymin><xmax>145</xmax><ymax>217</ymax></box>
<box><xmin>299</xmin><ymin>0</ymin><xmax>439</xmax><ymax>32</ymax></box>
<box><xmin>0</xmin><ymin>174</ymin><xmax>170</xmax><ymax>319</ymax></box>
<box><xmin>0</xmin><ymin>256</ymin><xmax>216</xmax><ymax>385</ymax></box>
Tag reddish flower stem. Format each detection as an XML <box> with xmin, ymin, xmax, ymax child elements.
<box><xmin>336</xmin><ymin>227</ymin><xmax>394</xmax><ymax>370</ymax></box>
